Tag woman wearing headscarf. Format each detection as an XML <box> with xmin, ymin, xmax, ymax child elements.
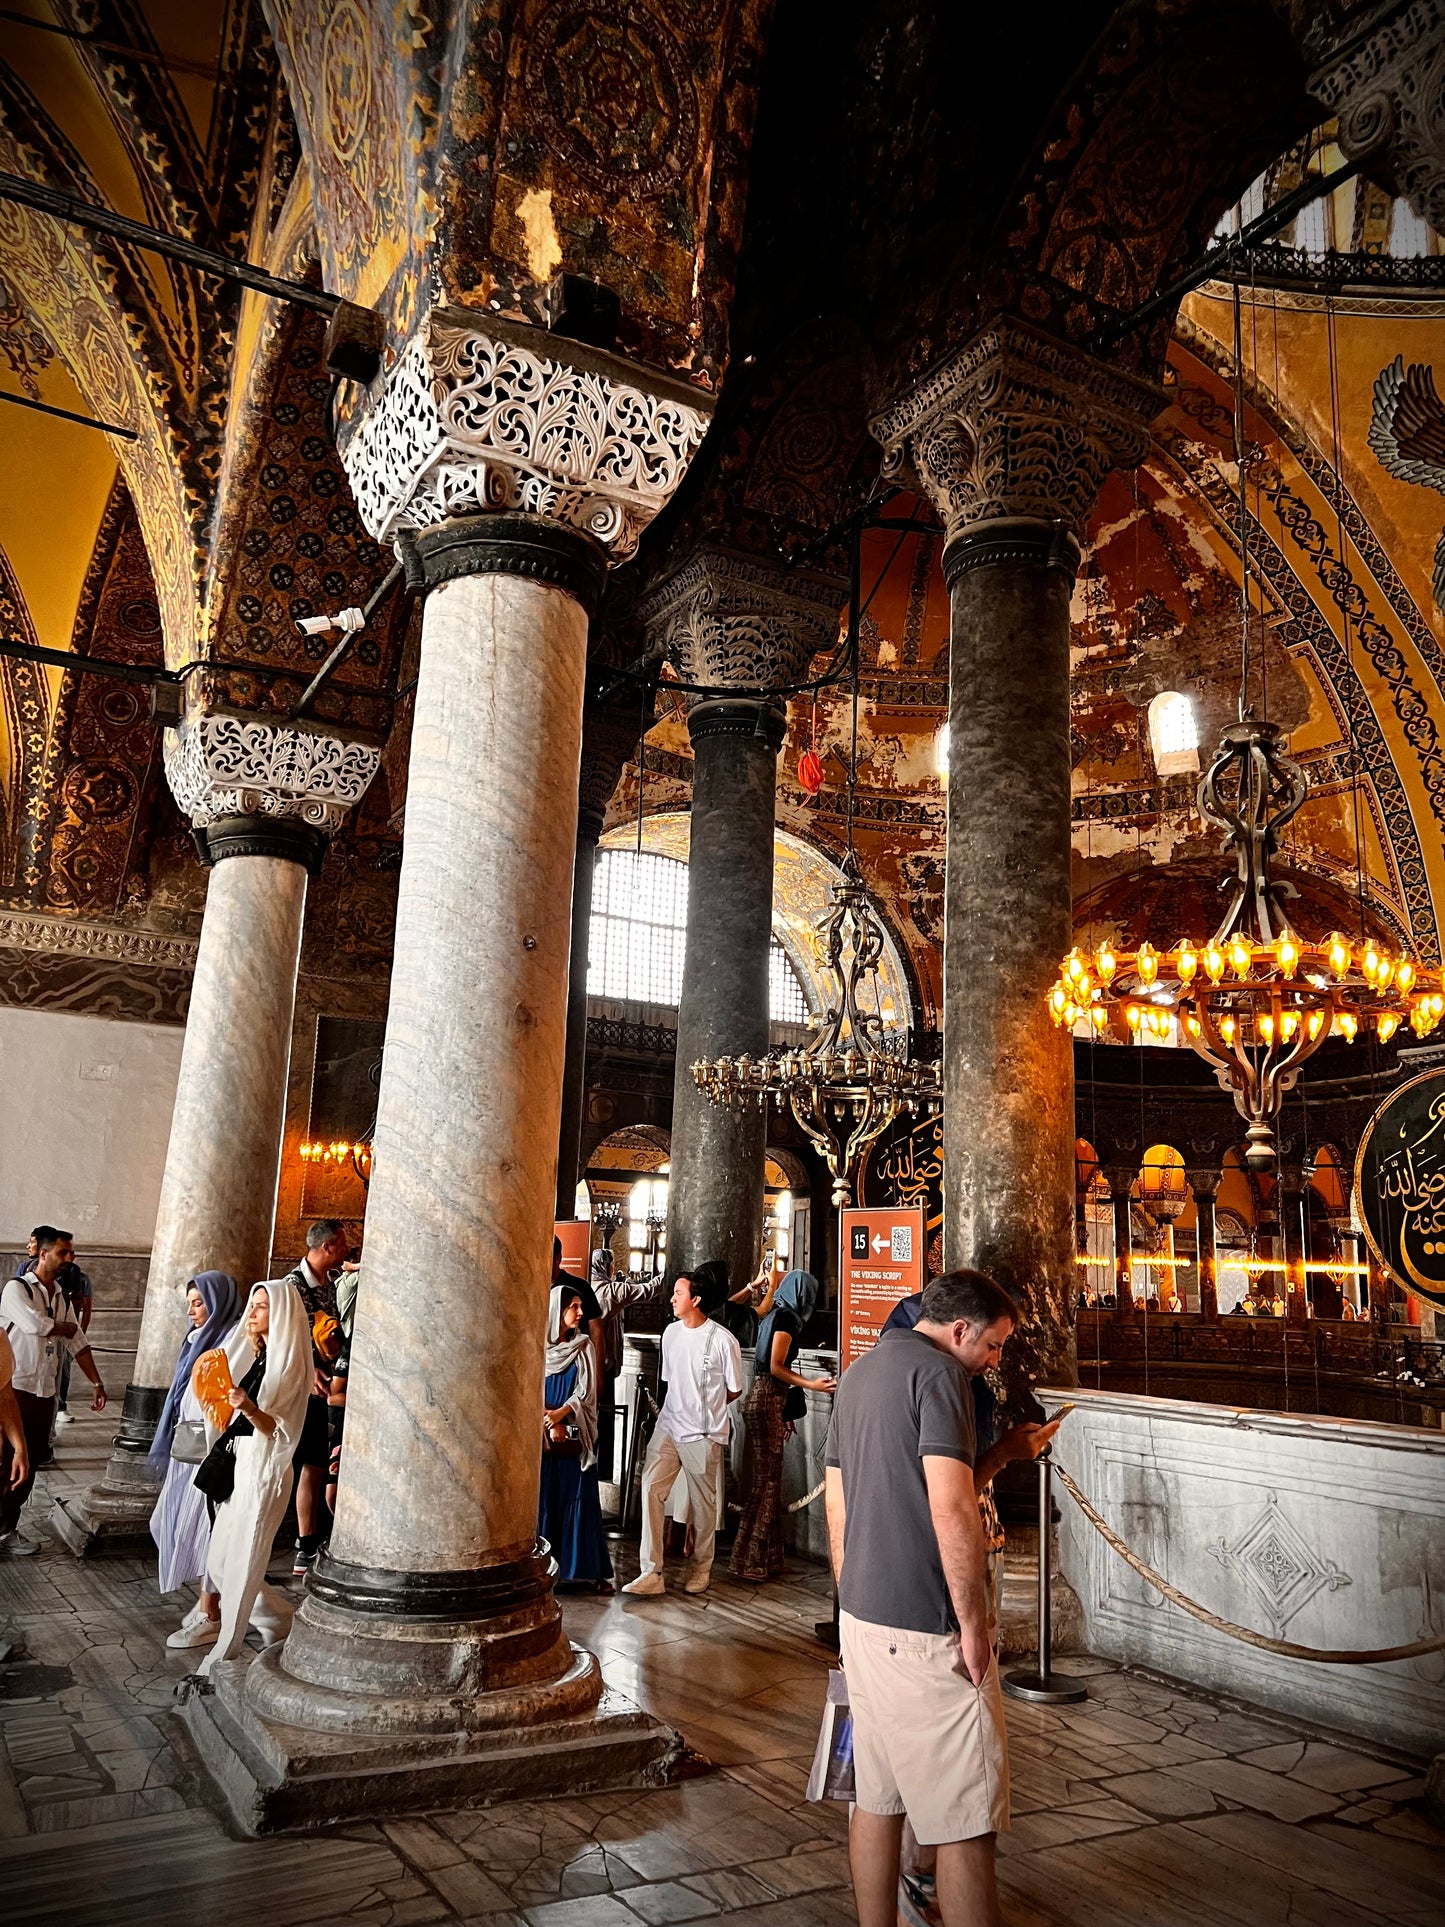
<box><xmin>194</xmin><ymin>1275</ymin><xmax>312</xmax><ymax>1674</ymax></box>
<box><xmin>147</xmin><ymin>1270</ymin><xmax>241</xmax><ymax>1651</ymax></box>
<box><xmin>538</xmin><ymin>1282</ymin><xmax>613</xmax><ymax>1592</ymax></box>
<box><xmin>730</xmin><ymin>1269</ymin><xmax>835</xmax><ymax>1582</ymax></box>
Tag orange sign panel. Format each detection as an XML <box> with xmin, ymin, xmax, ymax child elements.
<box><xmin>839</xmin><ymin>1206</ymin><xmax>925</xmax><ymax>1369</ymax></box>
<box><xmin>553</xmin><ymin>1219</ymin><xmax>591</xmax><ymax>1275</ymax></box>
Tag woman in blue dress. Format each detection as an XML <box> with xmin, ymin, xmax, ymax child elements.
<box><xmin>539</xmin><ymin>1283</ymin><xmax>613</xmax><ymax>1592</ymax></box>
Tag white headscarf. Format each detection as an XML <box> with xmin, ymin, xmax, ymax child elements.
<box><xmin>198</xmin><ymin>1275</ymin><xmax>312</xmax><ymax>1674</ymax></box>
<box><xmin>545</xmin><ymin>1282</ymin><xmax>599</xmax><ymax>1470</ymax></box>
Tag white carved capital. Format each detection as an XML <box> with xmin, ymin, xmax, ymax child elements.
<box><xmin>340</xmin><ymin>310</ymin><xmax>713</xmax><ymax>562</ymax></box>
<box><xmin>1305</xmin><ymin>0</ymin><xmax>1445</xmax><ymax>231</ymax></box>
<box><xmin>870</xmin><ymin>318</ymin><xmax>1161</xmax><ymax>545</ymax></box>
<box><xmin>163</xmin><ymin>716</ymin><xmax>381</xmax><ymax>833</ymax></box>
<box><xmin>639</xmin><ymin>547</ymin><xmax>844</xmax><ymax>692</ymax></box>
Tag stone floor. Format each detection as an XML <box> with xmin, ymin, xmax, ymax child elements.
<box><xmin>1</xmin><ymin>1383</ymin><xmax>1442</xmax><ymax>1924</ymax></box>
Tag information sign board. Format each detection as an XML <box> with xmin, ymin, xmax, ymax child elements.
<box><xmin>839</xmin><ymin>1205</ymin><xmax>925</xmax><ymax>1369</ymax></box>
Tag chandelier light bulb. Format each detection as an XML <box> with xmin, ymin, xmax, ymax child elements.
<box><xmin>1378</xmin><ymin>1011</ymin><xmax>1401</xmax><ymax>1042</ymax></box>
<box><xmin>1275</xmin><ymin>933</ymin><xmax>1300</xmax><ymax>975</ymax></box>
<box><xmin>1136</xmin><ymin>942</ymin><xmax>1159</xmax><ymax>986</ymax></box>
<box><xmin>1336</xmin><ymin>1010</ymin><xmax>1359</xmax><ymax>1042</ymax></box>
<box><xmin>1203</xmin><ymin>940</ymin><xmax>1227</xmax><ymax>984</ymax></box>
<box><xmin>1326</xmin><ymin>933</ymin><xmax>1351</xmax><ymax>976</ymax></box>
<box><xmin>1397</xmin><ymin>958</ymin><xmax>1417</xmax><ymax>994</ymax></box>
<box><xmin>1228</xmin><ymin>937</ymin><xmax>1253</xmax><ymax>979</ymax></box>
<box><xmin>1095</xmin><ymin>940</ymin><xmax>1118</xmax><ymax>985</ymax></box>
<box><xmin>1175</xmin><ymin>941</ymin><xmax>1198</xmax><ymax>984</ymax></box>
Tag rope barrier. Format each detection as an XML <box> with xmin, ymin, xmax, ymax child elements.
<box><xmin>1053</xmin><ymin>1461</ymin><xmax>1445</xmax><ymax>1665</ymax></box>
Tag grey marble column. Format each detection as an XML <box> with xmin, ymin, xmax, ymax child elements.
<box><xmin>53</xmin><ymin>721</ymin><xmax>377</xmax><ymax>1557</ymax></box>
<box><xmin>667</xmin><ymin>698</ymin><xmax>786</xmax><ymax>1284</ymax></box>
<box><xmin>555</xmin><ymin>705</ymin><xmax>636</xmax><ymax>1221</ymax></box>
<box><xmin>640</xmin><ymin>548</ymin><xmax>841</xmax><ymax>1293</ymax></box>
<box><xmin>1189</xmin><ymin>1172</ymin><xmax>1221</xmax><ymax>1320</ymax></box>
<box><xmin>1104</xmin><ymin>1166</ymin><xmax>1139</xmax><ymax>1318</ymax></box>
<box><xmin>873</xmin><ymin>320</ymin><xmax>1159</xmax><ymax>1419</ymax></box>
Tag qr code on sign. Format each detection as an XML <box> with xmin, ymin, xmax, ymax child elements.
<box><xmin>891</xmin><ymin>1226</ymin><xmax>912</xmax><ymax>1263</ymax></box>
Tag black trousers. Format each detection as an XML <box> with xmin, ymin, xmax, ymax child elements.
<box><xmin>0</xmin><ymin>1389</ymin><xmax>55</xmax><ymax>1536</ymax></box>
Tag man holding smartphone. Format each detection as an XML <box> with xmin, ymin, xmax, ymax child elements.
<box><xmin>824</xmin><ymin>1270</ymin><xmax>1055</xmax><ymax>1927</ymax></box>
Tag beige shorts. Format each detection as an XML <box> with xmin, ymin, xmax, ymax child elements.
<box><xmin>839</xmin><ymin>1610</ymin><xmax>1010</xmax><ymax>1843</ymax></box>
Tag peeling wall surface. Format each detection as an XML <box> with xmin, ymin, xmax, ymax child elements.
<box><xmin>0</xmin><ymin>1006</ymin><xmax>182</xmax><ymax>1251</ymax></box>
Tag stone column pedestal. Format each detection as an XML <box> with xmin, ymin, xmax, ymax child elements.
<box><xmin>53</xmin><ymin>722</ymin><xmax>378</xmax><ymax>1557</ymax></box>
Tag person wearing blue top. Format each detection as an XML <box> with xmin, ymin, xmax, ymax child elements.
<box><xmin>538</xmin><ymin>1282</ymin><xmax>613</xmax><ymax>1592</ymax></box>
<box><xmin>731</xmin><ymin>1270</ymin><xmax>836</xmax><ymax>1581</ymax></box>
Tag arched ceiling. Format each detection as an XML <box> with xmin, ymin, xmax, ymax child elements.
<box><xmin>1</xmin><ymin>1</ymin><xmax>1441</xmax><ymax>1036</ymax></box>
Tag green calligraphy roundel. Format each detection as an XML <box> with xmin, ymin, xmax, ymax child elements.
<box><xmin>1356</xmin><ymin>1069</ymin><xmax>1445</xmax><ymax>1312</ymax></box>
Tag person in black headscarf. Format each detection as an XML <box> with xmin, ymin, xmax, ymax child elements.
<box><xmin>730</xmin><ymin>1269</ymin><xmax>836</xmax><ymax>1582</ymax></box>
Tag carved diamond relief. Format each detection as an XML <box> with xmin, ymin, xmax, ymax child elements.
<box><xmin>164</xmin><ymin>716</ymin><xmax>380</xmax><ymax>832</ymax></box>
<box><xmin>1205</xmin><ymin>1491</ymin><xmax>1352</xmax><ymax>1639</ymax></box>
<box><xmin>342</xmin><ymin>311</ymin><xmax>713</xmax><ymax>560</ymax></box>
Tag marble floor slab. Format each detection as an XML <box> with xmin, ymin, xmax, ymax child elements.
<box><xmin>1</xmin><ymin>1385</ymin><xmax>1440</xmax><ymax>1923</ymax></box>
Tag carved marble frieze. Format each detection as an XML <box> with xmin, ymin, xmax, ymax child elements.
<box><xmin>638</xmin><ymin>547</ymin><xmax>843</xmax><ymax>693</ymax></box>
<box><xmin>1306</xmin><ymin>0</ymin><xmax>1445</xmax><ymax>231</ymax></box>
<box><xmin>0</xmin><ymin>947</ymin><xmax>191</xmax><ymax>1025</ymax></box>
<box><xmin>0</xmin><ymin>909</ymin><xmax>198</xmax><ymax>971</ymax></box>
<box><xmin>340</xmin><ymin>312</ymin><xmax>713</xmax><ymax>560</ymax></box>
<box><xmin>163</xmin><ymin>716</ymin><xmax>380</xmax><ymax>833</ymax></box>
<box><xmin>871</xmin><ymin>318</ymin><xmax>1161</xmax><ymax>544</ymax></box>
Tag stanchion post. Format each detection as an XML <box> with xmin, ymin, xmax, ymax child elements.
<box><xmin>1002</xmin><ymin>1447</ymin><xmax>1087</xmax><ymax>1704</ymax></box>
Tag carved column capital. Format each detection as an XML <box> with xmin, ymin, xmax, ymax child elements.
<box><xmin>341</xmin><ymin>309</ymin><xmax>713</xmax><ymax>562</ymax></box>
<box><xmin>164</xmin><ymin>715</ymin><xmax>381</xmax><ymax>871</ymax></box>
<box><xmin>870</xmin><ymin>319</ymin><xmax>1161</xmax><ymax>559</ymax></box>
<box><xmin>638</xmin><ymin>546</ymin><xmax>843</xmax><ymax>694</ymax></box>
<box><xmin>1303</xmin><ymin>0</ymin><xmax>1445</xmax><ymax>230</ymax></box>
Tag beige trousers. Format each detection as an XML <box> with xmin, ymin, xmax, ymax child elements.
<box><xmin>638</xmin><ymin>1431</ymin><xmax>724</xmax><ymax>1579</ymax></box>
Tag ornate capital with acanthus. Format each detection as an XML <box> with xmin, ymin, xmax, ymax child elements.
<box><xmin>1302</xmin><ymin>0</ymin><xmax>1445</xmax><ymax>230</ymax></box>
<box><xmin>164</xmin><ymin>716</ymin><xmax>381</xmax><ymax>836</ymax></box>
<box><xmin>870</xmin><ymin>319</ymin><xmax>1161</xmax><ymax>553</ymax></box>
<box><xmin>340</xmin><ymin>311</ymin><xmax>713</xmax><ymax>563</ymax></box>
<box><xmin>639</xmin><ymin>547</ymin><xmax>843</xmax><ymax>694</ymax></box>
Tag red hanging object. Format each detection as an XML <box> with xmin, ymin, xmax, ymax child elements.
<box><xmin>798</xmin><ymin>700</ymin><xmax>824</xmax><ymax>796</ymax></box>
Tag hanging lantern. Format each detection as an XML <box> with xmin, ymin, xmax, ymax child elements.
<box><xmin>1047</xmin><ymin>719</ymin><xmax>1443</xmax><ymax>1167</ymax></box>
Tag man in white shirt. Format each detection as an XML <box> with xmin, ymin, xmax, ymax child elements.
<box><xmin>624</xmin><ymin>1270</ymin><xmax>742</xmax><ymax>1597</ymax></box>
<box><xmin>0</xmin><ymin>1230</ymin><xmax>106</xmax><ymax>1554</ymax></box>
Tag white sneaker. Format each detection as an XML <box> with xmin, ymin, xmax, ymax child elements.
<box><xmin>622</xmin><ymin>1570</ymin><xmax>665</xmax><ymax>1596</ymax></box>
<box><xmin>166</xmin><ymin>1614</ymin><xmax>220</xmax><ymax>1649</ymax></box>
<box><xmin>0</xmin><ymin>1532</ymin><xmax>39</xmax><ymax>1557</ymax></box>
<box><xmin>53</xmin><ymin>1412</ymin><xmax>74</xmax><ymax>1426</ymax></box>
<box><xmin>176</xmin><ymin>1600</ymin><xmax>210</xmax><ymax>1632</ymax></box>
<box><xmin>683</xmin><ymin>1570</ymin><xmax>711</xmax><ymax>1594</ymax></box>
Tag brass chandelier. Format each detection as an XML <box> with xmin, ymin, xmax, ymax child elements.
<box><xmin>692</xmin><ymin>851</ymin><xmax>941</xmax><ymax>1206</ymax></box>
<box><xmin>1049</xmin><ymin>716</ymin><xmax>1444</xmax><ymax>1167</ymax></box>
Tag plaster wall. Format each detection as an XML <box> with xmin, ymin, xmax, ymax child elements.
<box><xmin>1050</xmin><ymin>1387</ymin><xmax>1445</xmax><ymax>1758</ymax></box>
<box><xmin>0</xmin><ymin>1006</ymin><xmax>181</xmax><ymax>1253</ymax></box>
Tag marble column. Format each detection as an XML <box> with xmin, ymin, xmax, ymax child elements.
<box><xmin>188</xmin><ymin>313</ymin><xmax>713</xmax><ymax>1823</ymax></box>
<box><xmin>1279</xmin><ymin>1171</ymin><xmax>1310</xmax><ymax>1322</ymax></box>
<box><xmin>53</xmin><ymin>718</ymin><xmax>377</xmax><ymax>1557</ymax></box>
<box><xmin>873</xmin><ymin>321</ymin><xmax>1159</xmax><ymax>1418</ymax></box>
<box><xmin>640</xmin><ymin>549</ymin><xmax>842</xmax><ymax>1290</ymax></box>
<box><xmin>1104</xmin><ymin>1166</ymin><xmax>1138</xmax><ymax>1317</ymax></box>
<box><xmin>555</xmin><ymin>705</ymin><xmax>637</xmax><ymax>1222</ymax></box>
<box><xmin>1189</xmin><ymin>1171</ymin><xmax>1221</xmax><ymax>1321</ymax></box>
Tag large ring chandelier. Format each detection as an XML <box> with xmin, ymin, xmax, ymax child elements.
<box><xmin>693</xmin><ymin>851</ymin><xmax>940</xmax><ymax>1205</ymax></box>
<box><xmin>1049</xmin><ymin>717</ymin><xmax>1444</xmax><ymax>1167</ymax></box>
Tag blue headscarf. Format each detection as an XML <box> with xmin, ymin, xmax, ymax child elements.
<box><xmin>147</xmin><ymin>1270</ymin><xmax>242</xmax><ymax>1464</ymax></box>
<box><xmin>754</xmin><ymin>1269</ymin><xmax>819</xmax><ymax>1377</ymax></box>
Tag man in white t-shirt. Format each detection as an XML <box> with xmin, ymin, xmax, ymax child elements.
<box><xmin>623</xmin><ymin>1270</ymin><xmax>742</xmax><ymax>1597</ymax></box>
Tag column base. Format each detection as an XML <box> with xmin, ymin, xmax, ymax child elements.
<box><xmin>50</xmin><ymin>1432</ymin><xmax>164</xmax><ymax>1559</ymax></box>
<box><xmin>179</xmin><ymin>1645</ymin><xmax>684</xmax><ymax>1836</ymax></box>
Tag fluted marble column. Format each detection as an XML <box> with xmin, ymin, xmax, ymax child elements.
<box><xmin>226</xmin><ymin>314</ymin><xmax>710</xmax><ymax>1773</ymax></box>
<box><xmin>1103</xmin><ymin>1165</ymin><xmax>1139</xmax><ymax>1317</ymax></box>
<box><xmin>874</xmin><ymin>321</ymin><xmax>1159</xmax><ymax>1418</ymax></box>
<box><xmin>641</xmin><ymin>549</ymin><xmax>842</xmax><ymax>1289</ymax></box>
<box><xmin>53</xmin><ymin>720</ymin><xmax>377</xmax><ymax>1556</ymax></box>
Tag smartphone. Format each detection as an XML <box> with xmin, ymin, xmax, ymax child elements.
<box><xmin>1049</xmin><ymin>1401</ymin><xmax>1076</xmax><ymax>1423</ymax></box>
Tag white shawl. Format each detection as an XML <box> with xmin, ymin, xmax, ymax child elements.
<box><xmin>198</xmin><ymin>1276</ymin><xmax>312</xmax><ymax>1674</ymax></box>
<box><xmin>545</xmin><ymin>1283</ymin><xmax>600</xmax><ymax>1470</ymax></box>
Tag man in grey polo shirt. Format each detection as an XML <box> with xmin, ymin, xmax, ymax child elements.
<box><xmin>825</xmin><ymin>1269</ymin><xmax>1047</xmax><ymax>1927</ymax></box>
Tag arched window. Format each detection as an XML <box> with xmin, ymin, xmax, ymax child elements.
<box><xmin>1148</xmin><ymin>691</ymin><xmax>1200</xmax><ymax>776</ymax></box>
<box><xmin>588</xmin><ymin>847</ymin><xmax>810</xmax><ymax>1023</ymax></box>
